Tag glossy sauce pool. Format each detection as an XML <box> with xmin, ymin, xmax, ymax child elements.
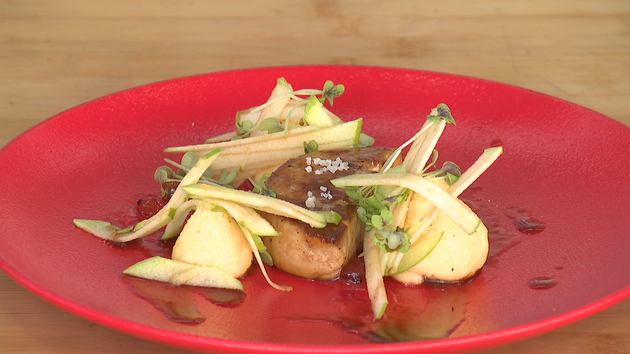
<box><xmin>107</xmin><ymin>185</ymin><xmax>551</xmax><ymax>343</ymax></box>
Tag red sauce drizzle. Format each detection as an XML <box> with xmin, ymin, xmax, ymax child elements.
<box><xmin>117</xmin><ymin>181</ymin><xmax>547</xmax><ymax>340</ymax></box>
<box><xmin>281</xmin><ymin>280</ymin><xmax>468</xmax><ymax>343</ymax></box>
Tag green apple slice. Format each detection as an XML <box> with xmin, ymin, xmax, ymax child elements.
<box><xmin>252</xmin><ymin>77</ymin><xmax>294</xmax><ymax>127</ymax></box>
<box><xmin>123</xmin><ymin>256</ymin><xmax>243</xmax><ymax>290</ymax></box>
<box><xmin>72</xmin><ymin>220</ymin><xmax>132</xmax><ymax>241</ymax></box>
<box><xmin>304</xmin><ymin>95</ymin><xmax>341</xmax><ymax>128</ymax></box>
<box><xmin>363</xmin><ymin>230</ymin><xmax>388</xmax><ymax>320</ymax></box>
<box><xmin>391</xmin><ymin>232</ymin><xmax>443</xmax><ymax>275</ymax></box>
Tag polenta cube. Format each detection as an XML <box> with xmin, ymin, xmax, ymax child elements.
<box><xmin>393</xmin><ymin>179</ymin><xmax>488</xmax><ymax>284</ymax></box>
<box><xmin>171</xmin><ymin>206</ymin><xmax>253</xmax><ymax>278</ymax></box>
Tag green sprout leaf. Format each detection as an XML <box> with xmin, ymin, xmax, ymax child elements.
<box><xmin>251</xmin><ymin>173</ymin><xmax>277</xmax><ymax>198</ymax></box>
<box><xmin>356</xmin><ymin>133</ymin><xmax>375</xmax><ymax>147</ymax></box>
<box><xmin>259</xmin><ymin>117</ymin><xmax>284</xmax><ymax>134</ymax></box>
<box><xmin>371</xmin><ymin>208</ymin><xmax>393</xmax><ymax>230</ymax></box>
<box><xmin>320</xmin><ymin>80</ymin><xmax>345</xmax><ymax>106</ymax></box>
<box><xmin>154</xmin><ymin>166</ymin><xmax>176</xmax><ymax>185</ymax></box>
<box><xmin>366</xmin><ymin>194</ymin><xmax>385</xmax><ymax>210</ymax></box>
<box><xmin>442</xmin><ymin>161</ymin><xmax>461</xmax><ymax>176</ymax></box>
<box><xmin>427</xmin><ymin>103</ymin><xmax>456</xmax><ymax>125</ymax></box>
<box><xmin>344</xmin><ymin>187</ymin><xmax>361</xmax><ymax>201</ymax></box>
<box><xmin>357</xmin><ymin>206</ymin><xmax>369</xmax><ymax>224</ymax></box>
<box><xmin>154</xmin><ymin>165</ymin><xmax>183</xmax><ymax>197</ymax></box>
<box><xmin>218</xmin><ymin>169</ymin><xmax>237</xmax><ymax>186</ymax></box>
<box><xmin>236</xmin><ymin>119</ymin><xmax>254</xmax><ymax>136</ymax></box>
<box><xmin>446</xmin><ymin>172</ymin><xmax>459</xmax><ymax>185</ymax></box>
<box><xmin>422</xmin><ymin>150</ymin><xmax>439</xmax><ymax>173</ymax></box>
<box><xmin>442</xmin><ymin>161</ymin><xmax>461</xmax><ymax>185</ymax></box>
<box><xmin>423</xmin><ymin>159</ymin><xmax>461</xmax><ymax>185</ymax></box>
<box><xmin>181</xmin><ymin>151</ymin><xmax>198</xmax><ymax>170</ymax></box>
<box><xmin>373</xmin><ymin>228</ymin><xmax>410</xmax><ymax>253</ymax></box>
<box><xmin>303</xmin><ymin>140</ymin><xmax>319</xmax><ymax>154</ymax></box>
<box><xmin>342</xmin><ymin>183</ymin><xmax>409</xmax><ymax>252</ymax></box>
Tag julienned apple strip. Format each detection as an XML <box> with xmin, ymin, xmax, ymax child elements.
<box><xmin>166</xmin><ymin>119</ymin><xmax>362</xmax><ymax>186</ymax></box>
<box><xmin>403</xmin><ymin>119</ymin><xmax>447</xmax><ymax>175</ymax></box>
<box><xmin>160</xmin><ymin>198</ymin><xmax>281</xmax><ymax>241</ymax></box>
<box><xmin>74</xmin><ymin>117</ymin><xmax>361</xmax><ymax>243</ymax></box>
<box><xmin>182</xmin><ymin>183</ymin><xmax>341</xmax><ymax>229</ymax></box>
<box><xmin>406</xmin><ymin>146</ymin><xmax>504</xmax><ymax>242</ymax></box>
<box><xmin>388</xmin><ymin>146</ymin><xmax>504</xmax><ymax>273</ymax></box>
<box><xmin>331</xmin><ymin>172</ymin><xmax>482</xmax><ymax>236</ymax></box>
<box><xmin>209</xmin><ymin>133</ymin><xmax>359</xmax><ymax>172</ymax></box>
<box><xmin>74</xmin><ymin>149</ymin><xmax>223</xmax><ymax>243</ymax></box>
<box><xmin>164</xmin><ymin>118</ymin><xmax>361</xmax><ymax>159</ymax></box>
<box><xmin>165</xmin><ymin>125</ymin><xmax>319</xmax><ymax>155</ymax></box>
<box><xmin>128</xmin><ymin>149</ymin><xmax>223</xmax><ymax>236</ymax></box>
<box><xmin>363</xmin><ymin>229</ymin><xmax>388</xmax><ymax>320</ymax></box>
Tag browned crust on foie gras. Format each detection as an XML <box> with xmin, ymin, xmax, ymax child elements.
<box><xmin>260</xmin><ymin>147</ymin><xmax>399</xmax><ymax>281</ymax></box>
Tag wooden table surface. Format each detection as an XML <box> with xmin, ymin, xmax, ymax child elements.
<box><xmin>1</xmin><ymin>1</ymin><xmax>629</xmax><ymax>353</ymax></box>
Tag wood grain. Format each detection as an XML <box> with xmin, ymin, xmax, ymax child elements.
<box><xmin>1</xmin><ymin>1</ymin><xmax>629</xmax><ymax>353</ymax></box>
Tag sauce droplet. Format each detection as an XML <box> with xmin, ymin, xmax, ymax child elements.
<box><xmin>339</xmin><ymin>257</ymin><xmax>365</xmax><ymax>284</ymax></box>
<box><xmin>527</xmin><ymin>276</ymin><xmax>558</xmax><ymax>289</ymax></box>
<box><xmin>506</xmin><ymin>207</ymin><xmax>546</xmax><ymax>234</ymax></box>
<box><xmin>490</xmin><ymin>139</ymin><xmax>503</xmax><ymax>147</ymax></box>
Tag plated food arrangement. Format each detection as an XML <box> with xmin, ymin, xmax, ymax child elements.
<box><xmin>74</xmin><ymin>77</ymin><xmax>502</xmax><ymax>321</ymax></box>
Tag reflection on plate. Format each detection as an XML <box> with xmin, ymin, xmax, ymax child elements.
<box><xmin>1</xmin><ymin>66</ymin><xmax>629</xmax><ymax>354</ymax></box>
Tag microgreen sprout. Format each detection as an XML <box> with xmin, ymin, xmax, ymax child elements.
<box><xmin>303</xmin><ymin>140</ymin><xmax>319</xmax><ymax>154</ymax></box>
<box><xmin>258</xmin><ymin>117</ymin><xmax>284</xmax><ymax>134</ymax></box>
<box><xmin>380</xmin><ymin>104</ymin><xmax>456</xmax><ymax>174</ymax></box>
<box><xmin>235</xmin><ymin>119</ymin><xmax>255</xmax><ymax>138</ymax></box>
<box><xmin>341</xmin><ymin>104</ymin><xmax>459</xmax><ymax>255</ymax></box>
<box><xmin>250</xmin><ymin>173</ymin><xmax>277</xmax><ymax>198</ymax></box>
<box><xmin>420</xmin><ymin>150</ymin><xmax>462</xmax><ymax>185</ymax></box>
<box><xmin>156</xmin><ymin>151</ymin><xmax>236</xmax><ymax>192</ymax></box>
<box><xmin>319</xmin><ymin>80</ymin><xmax>345</xmax><ymax>106</ymax></box>
<box><xmin>373</xmin><ymin>227</ymin><xmax>411</xmax><ymax>254</ymax></box>
<box><xmin>252</xmin><ymin>80</ymin><xmax>345</xmax><ymax>114</ymax></box>
<box><xmin>356</xmin><ymin>133</ymin><xmax>375</xmax><ymax>148</ymax></box>
<box><xmin>345</xmin><ymin>181</ymin><xmax>411</xmax><ymax>253</ymax></box>
<box><xmin>427</xmin><ymin>103</ymin><xmax>456</xmax><ymax>125</ymax></box>
<box><xmin>244</xmin><ymin>79</ymin><xmax>345</xmax><ymax>136</ymax></box>
<box><xmin>424</xmin><ymin>160</ymin><xmax>461</xmax><ymax>185</ymax></box>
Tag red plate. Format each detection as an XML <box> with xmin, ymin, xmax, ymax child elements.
<box><xmin>1</xmin><ymin>66</ymin><xmax>629</xmax><ymax>354</ymax></box>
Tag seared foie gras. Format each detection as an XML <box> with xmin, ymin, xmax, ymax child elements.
<box><xmin>261</xmin><ymin>147</ymin><xmax>398</xmax><ymax>281</ymax></box>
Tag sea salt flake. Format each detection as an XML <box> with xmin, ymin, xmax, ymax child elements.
<box><xmin>305</xmin><ymin>191</ymin><xmax>316</xmax><ymax>209</ymax></box>
<box><xmin>321</xmin><ymin>191</ymin><xmax>333</xmax><ymax>200</ymax></box>
<box><xmin>310</xmin><ymin>156</ymin><xmax>349</xmax><ymax>175</ymax></box>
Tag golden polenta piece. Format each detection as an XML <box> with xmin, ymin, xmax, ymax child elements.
<box><xmin>393</xmin><ymin>179</ymin><xmax>488</xmax><ymax>284</ymax></box>
<box><xmin>171</xmin><ymin>207</ymin><xmax>253</xmax><ymax>278</ymax></box>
